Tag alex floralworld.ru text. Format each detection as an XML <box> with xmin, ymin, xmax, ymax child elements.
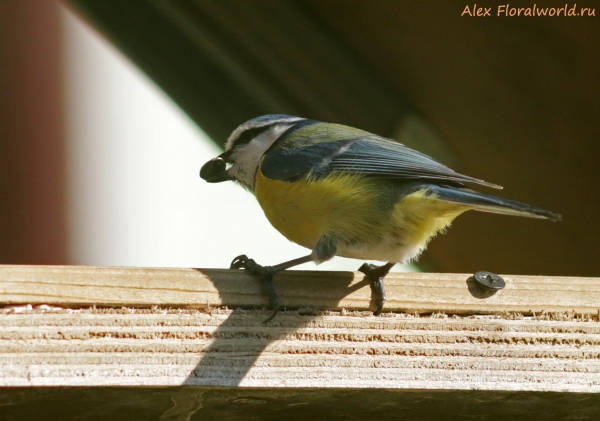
<box><xmin>462</xmin><ymin>4</ymin><xmax>595</xmax><ymax>17</ymax></box>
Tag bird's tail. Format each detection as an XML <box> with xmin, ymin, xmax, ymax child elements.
<box><xmin>427</xmin><ymin>185</ymin><xmax>561</xmax><ymax>221</ymax></box>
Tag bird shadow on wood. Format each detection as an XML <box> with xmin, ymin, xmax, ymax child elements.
<box><xmin>177</xmin><ymin>268</ymin><xmax>368</xmax><ymax>388</ymax></box>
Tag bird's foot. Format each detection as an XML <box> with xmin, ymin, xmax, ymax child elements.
<box><xmin>359</xmin><ymin>263</ymin><xmax>389</xmax><ymax>316</ymax></box>
<box><xmin>230</xmin><ymin>255</ymin><xmax>279</xmax><ymax>323</ymax></box>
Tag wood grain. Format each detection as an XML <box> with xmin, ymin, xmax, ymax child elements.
<box><xmin>2</xmin><ymin>265</ymin><xmax>600</xmax><ymax>392</ymax></box>
<box><xmin>1</xmin><ymin>265</ymin><xmax>600</xmax><ymax>315</ymax></box>
<box><xmin>2</xmin><ymin>308</ymin><xmax>600</xmax><ymax>391</ymax></box>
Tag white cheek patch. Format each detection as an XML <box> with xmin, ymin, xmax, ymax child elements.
<box><xmin>229</xmin><ymin>124</ymin><xmax>295</xmax><ymax>190</ymax></box>
<box><xmin>225</xmin><ymin>117</ymin><xmax>304</xmax><ymax>151</ymax></box>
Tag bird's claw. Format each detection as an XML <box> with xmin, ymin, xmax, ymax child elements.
<box><xmin>262</xmin><ymin>291</ymin><xmax>280</xmax><ymax>323</ymax></box>
<box><xmin>230</xmin><ymin>254</ymin><xmax>253</xmax><ymax>270</ymax></box>
<box><xmin>359</xmin><ymin>263</ymin><xmax>387</xmax><ymax>316</ymax></box>
<box><xmin>230</xmin><ymin>254</ymin><xmax>279</xmax><ymax>323</ymax></box>
<box><xmin>230</xmin><ymin>255</ymin><xmax>271</xmax><ymax>276</ymax></box>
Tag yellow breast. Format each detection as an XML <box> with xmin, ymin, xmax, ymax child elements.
<box><xmin>254</xmin><ymin>170</ymin><xmax>387</xmax><ymax>250</ymax></box>
<box><xmin>254</xmin><ymin>168</ymin><xmax>471</xmax><ymax>262</ymax></box>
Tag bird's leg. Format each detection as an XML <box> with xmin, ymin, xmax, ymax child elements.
<box><xmin>359</xmin><ymin>262</ymin><xmax>395</xmax><ymax>316</ymax></box>
<box><xmin>230</xmin><ymin>254</ymin><xmax>313</xmax><ymax>323</ymax></box>
<box><xmin>230</xmin><ymin>236</ymin><xmax>337</xmax><ymax>323</ymax></box>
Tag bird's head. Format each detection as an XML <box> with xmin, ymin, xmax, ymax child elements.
<box><xmin>200</xmin><ymin>114</ymin><xmax>306</xmax><ymax>191</ymax></box>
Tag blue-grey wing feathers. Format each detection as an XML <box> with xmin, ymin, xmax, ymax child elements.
<box><xmin>260</xmin><ymin>121</ymin><xmax>560</xmax><ymax>221</ymax></box>
<box><xmin>262</xmin><ymin>126</ymin><xmax>500</xmax><ymax>188</ymax></box>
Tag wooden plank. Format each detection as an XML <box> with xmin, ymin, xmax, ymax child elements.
<box><xmin>1</xmin><ymin>308</ymin><xmax>600</xmax><ymax>391</ymax></box>
<box><xmin>2</xmin><ymin>265</ymin><xmax>600</xmax><ymax>394</ymax></box>
<box><xmin>1</xmin><ymin>265</ymin><xmax>600</xmax><ymax>315</ymax></box>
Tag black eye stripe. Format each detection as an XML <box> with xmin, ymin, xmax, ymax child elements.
<box><xmin>232</xmin><ymin>125</ymin><xmax>272</xmax><ymax>148</ymax></box>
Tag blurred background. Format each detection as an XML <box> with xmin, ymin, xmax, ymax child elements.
<box><xmin>0</xmin><ymin>0</ymin><xmax>598</xmax><ymax>276</ymax></box>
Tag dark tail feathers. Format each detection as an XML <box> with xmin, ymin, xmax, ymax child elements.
<box><xmin>427</xmin><ymin>185</ymin><xmax>561</xmax><ymax>221</ymax></box>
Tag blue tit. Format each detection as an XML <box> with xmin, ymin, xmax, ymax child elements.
<box><xmin>200</xmin><ymin>114</ymin><xmax>561</xmax><ymax>322</ymax></box>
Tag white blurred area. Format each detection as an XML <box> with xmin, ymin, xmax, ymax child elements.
<box><xmin>61</xmin><ymin>7</ymin><xmax>414</xmax><ymax>272</ymax></box>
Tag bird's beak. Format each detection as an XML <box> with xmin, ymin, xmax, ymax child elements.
<box><xmin>200</xmin><ymin>151</ymin><xmax>234</xmax><ymax>183</ymax></box>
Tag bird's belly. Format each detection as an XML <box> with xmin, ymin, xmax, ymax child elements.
<box><xmin>254</xmin><ymin>171</ymin><xmax>469</xmax><ymax>263</ymax></box>
<box><xmin>335</xmin><ymin>237</ymin><xmax>423</xmax><ymax>263</ymax></box>
<box><xmin>337</xmin><ymin>192</ymin><xmax>469</xmax><ymax>263</ymax></box>
<box><xmin>254</xmin><ymin>171</ymin><xmax>388</xmax><ymax>251</ymax></box>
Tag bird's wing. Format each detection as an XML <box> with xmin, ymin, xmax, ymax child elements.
<box><xmin>261</xmin><ymin>123</ymin><xmax>502</xmax><ymax>189</ymax></box>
